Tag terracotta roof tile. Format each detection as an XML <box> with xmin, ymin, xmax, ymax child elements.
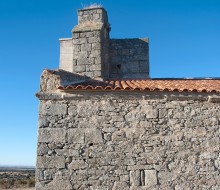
<box><xmin>58</xmin><ymin>79</ymin><xmax>220</xmax><ymax>93</ymax></box>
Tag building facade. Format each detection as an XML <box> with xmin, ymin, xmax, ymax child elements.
<box><xmin>36</xmin><ymin>7</ymin><xmax>220</xmax><ymax>190</ymax></box>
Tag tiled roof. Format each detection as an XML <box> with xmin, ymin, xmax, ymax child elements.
<box><xmin>58</xmin><ymin>79</ymin><xmax>220</xmax><ymax>93</ymax></box>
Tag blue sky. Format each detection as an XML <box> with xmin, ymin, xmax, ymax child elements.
<box><xmin>0</xmin><ymin>0</ymin><xmax>219</xmax><ymax>166</ymax></box>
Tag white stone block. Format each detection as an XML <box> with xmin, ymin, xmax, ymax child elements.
<box><xmin>145</xmin><ymin>170</ymin><xmax>157</xmax><ymax>188</ymax></box>
<box><xmin>60</xmin><ymin>53</ymin><xmax>73</xmax><ymax>61</ymax></box>
<box><xmin>60</xmin><ymin>47</ymin><xmax>73</xmax><ymax>54</ymax></box>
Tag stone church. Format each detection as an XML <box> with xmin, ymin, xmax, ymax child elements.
<box><xmin>36</xmin><ymin>6</ymin><xmax>220</xmax><ymax>190</ymax></box>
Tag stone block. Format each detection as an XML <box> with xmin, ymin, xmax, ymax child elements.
<box><xmin>90</xmin><ymin>50</ymin><xmax>101</xmax><ymax>58</ymax></box>
<box><xmin>86</xmin><ymin>71</ymin><xmax>94</xmax><ymax>78</ymax></box>
<box><xmin>122</xmin><ymin>62</ymin><xmax>139</xmax><ymax>73</ymax></box>
<box><xmin>37</xmin><ymin>143</ymin><xmax>49</xmax><ymax>156</ymax></box>
<box><xmin>60</xmin><ymin>40</ymin><xmax>73</xmax><ymax>47</ymax></box>
<box><xmin>78</xmin><ymin>51</ymin><xmax>89</xmax><ymax>59</ymax></box>
<box><xmin>37</xmin><ymin>156</ymin><xmax>65</xmax><ymax>169</ymax></box>
<box><xmin>121</xmin><ymin>49</ymin><xmax>130</xmax><ymax>55</ymax></box>
<box><xmin>86</xmin><ymin>65</ymin><xmax>91</xmax><ymax>71</ymax></box>
<box><xmin>93</xmin><ymin>31</ymin><xmax>101</xmax><ymax>37</ymax></box>
<box><xmin>85</xmin><ymin>128</ymin><xmax>103</xmax><ymax>144</ymax></box>
<box><xmin>139</xmin><ymin>61</ymin><xmax>149</xmax><ymax>72</ymax></box>
<box><xmin>72</xmin><ymin>44</ymin><xmax>81</xmax><ymax>52</ymax></box>
<box><xmin>60</xmin><ymin>53</ymin><xmax>73</xmax><ymax>61</ymax></box>
<box><xmin>93</xmin><ymin>70</ymin><xmax>102</xmax><ymax>77</ymax></box>
<box><xmin>93</xmin><ymin>13</ymin><xmax>100</xmax><ymax>20</ymax></box>
<box><xmin>92</xmin><ymin>42</ymin><xmax>101</xmax><ymax>50</ymax></box>
<box><xmin>73</xmin><ymin>38</ymin><xmax>87</xmax><ymax>44</ymax></box>
<box><xmin>68</xmin><ymin>159</ymin><xmax>86</xmax><ymax>170</ymax></box>
<box><xmin>68</xmin><ymin>149</ymin><xmax>79</xmax><ymax>157</ymax></box>
<box><xmin>39</xmin><ymin>102</ymin><xmax>67</xmax><ymax>116</ymax></box>
<box><xmin>60</xmin><ymin>47</ymin><xmax>73</xmax><ymax>54</ymax></box>
<box><xmin>130</xmin><ymin>170</ymin><xmax>141</xmax><ymax>186</ymax></box>
<box><xmin>88</xmin><ymin>37</ymin><xmax>101</xmax><ymax>43</ymax></box>
<box><xmin>214</xmin><ymin>159</ymin><xmax>220</xmax><ymax>170</ymax></box>
<box><xmin>38</xmin><ymin>128</ymin><xmax>66</xmax><ymax>143</ymax></box>
<box><xmin>43</xmin><ymin>170</ymin><xmax>54</xmax><ymax>180</ymax></box>
<box><xmin>38</xmin><ymin>116</ymin><xmax>49</xmax><ymax>128</ymax></box>
<box><xmin>132</xmin><ymin>51</ymin><xmax>148</xmax><ymax>59</ymax></box>
<box><xmin>68</xmin><ymin>105</ymin><xmax>77</xmax><ymax>116</ymax></box>
<box><xmin>91</xmin><ymin>64</ymin><xmax>101</xmax><ymax>71</ymax></box>
<box><xmin>67</xmin><ymin>128</ymin><xmax>85</xmax><ymax>143</ymax></box>
<box><xmin>72</xmin><ymin>32</ymin><xmax>80</xmax><ymax>38</ymax></box>
<box><xmin>80</xmin><ymin>31</ymin><xmax>94</xmax><ymax>38</ymax></box>
<box><xmin>49</xmin><ymin>179</ymin><xmax>72</xmax><ymax>190</ymax></box>
<box><xmin>74</xmin><ymin>65</ymin><xmax>86</xmax><ymax>72</ymax></box>
<box><xmin>81</xmin><ymin>43</ymin><xmax>92</xmax><ymax>51</ymax></box>
<box><xmin>145</xmin><ymin>107</ymin><xmax>158</xmax><ymax>119</ymax></box>
<box><xmin>60</xmin><ymin>60</ymin><xmax>74</xmax><ymax>68</ymax></box>
<box><xmin>145</xmin><ymin>170</ymin><xmax>157</xmax><ymax>188</ymax></box>
<box><xmin>112</xmin><ymin>182</ymin><xmax>129</xmax><ymax>190</ymax></box>
<box><xmin>77</xmin><ymin>58</ymin><xmax>93</xmax><ymax>66</ymax></box>
<box><xmin>95</xmin><ymin>57</ymin><xmax>101</xmax><ymax>65</ymax></box>
<box><xmin>112</xmin><ymin>130</ymin><xmax>126</xmax><ymax>141</ymax></box>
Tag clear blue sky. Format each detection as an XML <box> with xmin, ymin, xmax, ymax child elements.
<box><xmin>0</xmin><ymin>0</ymin><xmax>219</xmax><ymax>166</ymax></box>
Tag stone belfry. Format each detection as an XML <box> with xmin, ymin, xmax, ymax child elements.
<box><xmin>60</xmin><ymin>6</ymin><xmax>149</xmax><ymax>80</ymax></box>
<box><xmin>60</xmin><ymin>7</ymin><xmax>111</xmax><ymax>79</ymax></box>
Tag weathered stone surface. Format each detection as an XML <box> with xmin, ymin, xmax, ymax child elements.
<box><xmin>145</xmin><ymin>170</ymin><xmax>157</xmax><ymax>188</ymax></box>
<box><xmin>37</xmin><ymin>156</ymin><xmax>65</xmax><ymax>169</ymax></box>
<box><xmin>85</xmin><ymin>128</ymin><xmax>103</xmax><ymax>144</ymax></box>
<box><xmin>36</xmin><ymin>93</ymin><xmax>220</xmax><ymax>189</ymax></box>
<box><xmin>67</xmin><ymin>128</ymin><xmax>85</xmax><ymax>143</ymax></box>
<box><xmin>36</xmin><ymin>179</ymin><xmax>72</xmax><ymax>190</ymax></box>
<box><xmin>112</xmin><ymin>181</ymin><xmax>129</xmax><ymax>190</ymax></box>
<box><xmin>130</xmin><ymin>170</ymin><xmax>141</xmax><ymax>186</ymax></box>
<box><xmin>50</xmin><ymin>179</ymin><xmax>72</xmax><ymax>190</ymax></box>
<box><xmin>38</xmin><ymin>128</ymin><xmax>66</xmax><ymax>143</ymax></box>
<box><xmin>68</xmin><ymin>159</ymin><xmax>86</xmax><ymax>170</ymax></box>
<box><xmin>39</xmin><ymin>101</ymin><xmax>67</xmax><ymax>115</ymax></box>
<box><xmin>37</xmin><ymin>143</ymin><xmax>49</xmax><ymax>156</ymax></box>
<box><xmin>109</xmin><ymin>38</ymin><xmax>149</xmax><ymax>79</ymax></box>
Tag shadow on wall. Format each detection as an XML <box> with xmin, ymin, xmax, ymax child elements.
<box><xmin>109</xmin><ymin>38</ymin><xmax>149</xmax><ymax>79</ymax></box>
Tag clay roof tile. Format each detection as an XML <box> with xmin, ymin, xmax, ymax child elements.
<box><xmin>58</xmin><ymin>79</ymin><xmax>220</xmax><ymax>93</ymax></box>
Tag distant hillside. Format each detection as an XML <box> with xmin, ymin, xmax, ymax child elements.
<box><xmin>0</xmin><ymin>167</ymin><xmax>35</xmax><ymax>189</ymax></box>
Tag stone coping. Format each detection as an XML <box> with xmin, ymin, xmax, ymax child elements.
<box><xmin>72</xmin><ymin>23</ymin><xmax>103</xmax><ymax>32</ymax></box>
<box><xmin>59</xmin><ymin>38</ymin><xmax>72</xmax><ymax>41</ymax></box>
<box><xmin>36</xmin><ymin>91</ymin><xmax>220</xmax><ymax>102</ymax></box>
<box><xmin>78</xmin><ymin>7</ymin><xmax>106</xmax><ymax>12</ymax></box>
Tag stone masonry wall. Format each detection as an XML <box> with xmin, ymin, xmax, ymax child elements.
<box><xmin>78</xmin><ymin>8</ymin><xmax>109</xmax><ymax>26</ymax></box>
<box><xmin>36</xmin><ymin>92</ymin><xmax>220</xmax><ymax>190</ymax></box>
<box><xmin>60</xmin><ymin>7</ymin><xmax>110</xmax><ymax>79</ymax></box>
<box><xmin>109</xmin><ymin>39</ymin><xmax>149</xmax><ymax>79</ymax></box>
<box><xmin>72</xmin><ymin>30</ymin><xmax>103</xmax><ymax>78</ymax></box>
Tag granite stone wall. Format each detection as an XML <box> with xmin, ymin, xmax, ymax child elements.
<box><xmin>109</xmin><ymin>39</ymin><xmax>149</xmax><ymax>79</ymax></box>
<box><xmin>78</xmin><ymin>8</ymin><xmax>109</xmax><ymax>26</ymax></box>
<box><xmin>71</xmin><ymin>30</ymin><xmax>103</xmax><ymax>78</ymax></box>
<box><xmin>36</xmin><ymin>92</ymin><xmax>220</xmax><ymax>190</ymax></box>
<box><xmin>60</xmin><ymin>7</ymin><xmax>110</xmax><ymax>79</ymax></box>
